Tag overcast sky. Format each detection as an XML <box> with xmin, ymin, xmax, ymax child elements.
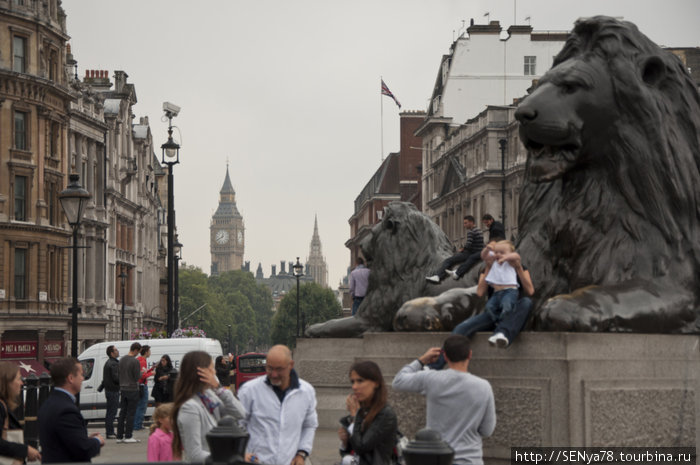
<box><xmin>63</xmin><ymin>0</ymin><xmax>700</xmax><ymax>287</ymax></box>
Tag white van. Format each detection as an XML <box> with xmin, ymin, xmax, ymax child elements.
<box><xmin>78</xmin><ymin>338</ymin><xmax>223</xmax><ymax>420</ymax></box>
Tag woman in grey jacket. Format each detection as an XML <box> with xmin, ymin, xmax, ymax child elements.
<box><xmin>172</xmin><ymin>351</ymin><xmax>245</xmax><ymax>462</ymax></box>
<box><xmin>338</xmin><ymin>361</ymin><xmax>397</xmax><ymax>465</ymax></box>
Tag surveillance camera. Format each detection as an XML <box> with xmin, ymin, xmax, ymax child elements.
<box><xmin>162</xmin><ymin>102</ymin><xmax>181</xmax><ymax>117</ymax></box>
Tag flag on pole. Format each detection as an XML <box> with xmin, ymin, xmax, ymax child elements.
<box><xmin>381</xmin><ymin>79</ymin><xmax>401</xmax><ymax>109</ymax></box>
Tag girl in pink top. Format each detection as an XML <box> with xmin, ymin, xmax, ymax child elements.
<box><xmin>147</xmin><ymin>403</ymin><xmax>176</xmax><ymax>462</ymax></box>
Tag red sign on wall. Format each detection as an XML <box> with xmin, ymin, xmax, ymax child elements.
<box><xmin>42</xmin><ymin>341</ymin><xmax>64</xmax><ymax>357</ymax></box>
<box><xmin>1</xmin><ymin>341</ymin><xmax>38</xmax><ymax>359</ymax></box>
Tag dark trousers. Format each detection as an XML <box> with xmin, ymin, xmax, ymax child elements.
<box><xmin>116</xmin><ymin>390</ymin><xmax>139</xmax><ymax>439</ymax></box>
<box><xmin>105</xmin><ymin>390</ymin><xmax>120</xmax><ymax>436</ymax></box>
<box><xmin>351</xmin><ymin>296</ymin><xmax>364</xmax><ymax>316</ymax></box>
<box><xmin>435</xmin><ymin>251</ymin><xmax>481</xmax><ymax>279</ymax></box>
<box><xmin>429</xmin><ymin>297</ymin><xmax>533</xmax><ymax>369</ymax></box>
<box><xmin>133</xmin><ymin>384</ymin><xmax>149</xmax><ymax>430</ymax></box>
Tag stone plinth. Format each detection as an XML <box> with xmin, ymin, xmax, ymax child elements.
<box><xmin>295</xmin><ymin>332</ymin><xmax>698</xmax><ymax>464</ymax></box>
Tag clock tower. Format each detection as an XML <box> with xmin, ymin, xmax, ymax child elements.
<box><xmin>210</xmin><ymin>165</ymin><xmax>245</xmax><ymax>275</ymax></box>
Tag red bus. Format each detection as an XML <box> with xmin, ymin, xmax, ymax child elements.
<box><xmin>234</xmin><ymin>352</ymin><xmax>266</xmax><ymax>391</ymax></box>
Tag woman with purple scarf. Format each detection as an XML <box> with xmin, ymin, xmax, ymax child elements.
<box><xmin>171</xmin><ymin>351</ymin><xmax>245</xmax><ymax>462</ymax></box>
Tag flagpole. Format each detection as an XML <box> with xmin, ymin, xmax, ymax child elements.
<box><xmin>380</xmin><ymin>76</ymin><xmax>384</xmax><ymax>161</ymax></box>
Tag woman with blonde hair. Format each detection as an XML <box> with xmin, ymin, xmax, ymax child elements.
<box><xmin>338</xmin><ymin>361</ymin><xmax>397</xmax><ymax>465</ymax></box>
<box><xmin>171</xmin><ymin>351</ymin><xmax>245</xmax><ymax>462</ymax></box>
<box><xmin>0</xmin><ymin>362</ymin><xmax>40</xmax><ymax>463</ymax></box>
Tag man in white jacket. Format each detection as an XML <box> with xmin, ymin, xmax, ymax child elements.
<box><xmin>239</xmin><ymin>345</ymin><xmax>318</xmax><ymax>465</ymax></box>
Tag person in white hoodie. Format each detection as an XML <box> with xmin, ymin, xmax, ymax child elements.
<box><xmin>239</xmin><ymin>345</ymin><xmax>318</xmax><ymax>465</ymax></box>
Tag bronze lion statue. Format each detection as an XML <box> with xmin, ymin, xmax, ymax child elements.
<box><xmin>306</xmin><ymin>201</ymin><xmax>474</xmax><ymax>337</ymax></box>
<box><xmin>515</xmin><ymin>16</ymin><xmax>700</xmax><ymax>332</ymax></box>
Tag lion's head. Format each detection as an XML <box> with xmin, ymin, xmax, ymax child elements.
<box><xmin>516</xmin><ymin>16</ymin><xmax>700</xmax><ymax>307</ymax></box>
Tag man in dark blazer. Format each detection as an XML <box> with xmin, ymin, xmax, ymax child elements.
<box><xmin>38</xmin><ymin>357</ymin><xmax>104</xmax><ymax>463</ymax></box>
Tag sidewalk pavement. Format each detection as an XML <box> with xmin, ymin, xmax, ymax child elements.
<box><xmin>89</xmin><ymin>425</ymin><xmax>340</xmax><ymax>465</ymax></box>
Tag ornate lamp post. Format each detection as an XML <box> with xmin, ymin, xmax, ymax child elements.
<box><xmin>59</xmin><ymin>174</ymin><xmax>91</xmax><ymax>357</ymax></box>
<box><xmin>174</xmin><ymin>241</ymin><xmax>182</xmax><ymax>331</ymax></box>
<box><xmin>161</xmin><ymin>103</ymin><xmax>180</xmax><ymax>336</ymax></box>
<box><xmin>292</xmin><ymin>257</ymin><xmax>304</xmax><ymax>337</ymax></box>
<box><xmin>119</xmin><ymin>268</ymin><xmax>128</xmax><ymax>340</ymax></box>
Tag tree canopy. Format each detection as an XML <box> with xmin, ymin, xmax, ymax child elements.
<box><xmin>178</xmin><ymin>267</ymin><xmax>274</xmax><ymax>353</ymax></box>
<box><xmin>271</xmin><ymin>282</ymin><xmax>342</xmax><ymax>348</ymax></box>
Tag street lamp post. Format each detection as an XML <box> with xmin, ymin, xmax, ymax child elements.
<box><xmin>119</xmin><ymin>268</ymin><xmax>128</xmax><ymax>340</ymax></box>
<box><xmin>59</xmin><ymin>174</ymin><xmax>91</xmax><ymax>357</ymax></box>
<box><xmin>161</xmin><ymin>104</ymin><xmax>180</xmax><ymax>336</ymax></box>
<box><xmin>227</xmin><ymin>324</ymin><xmax>232</xmax><ymax>354</ymax></box>
<box><xmin>174</xmin><ymin>241</ymin><xmax>182</xmax><ymax>331</ymax></box>
<box><xmin>292</xmin><ymin>257</ymin><xmax>304</xmax><ymax>338</ymax></box>
<box><xmin>498</xmin><ymin>138</ymin><xmax>507</xmax><ymax>230</ymax></box>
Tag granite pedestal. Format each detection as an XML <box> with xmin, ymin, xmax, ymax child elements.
<box><xmin>295</xmin><ymin>332</ymin><xmax>698</xmax><ymax>464</ymax></box>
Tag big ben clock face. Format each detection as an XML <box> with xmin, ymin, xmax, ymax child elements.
<box><xmin>237</xmin><ymin>231</ymin><xmax>243</xmax><ymax>244</ymax></box>
<box><xmin>215</xmin><ymin>230</ymin><xmax>229</xmax><ymax>244</ymax></box>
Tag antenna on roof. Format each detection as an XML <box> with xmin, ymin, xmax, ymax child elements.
<box><xmin>525</xmin><ymin>16</ymin><xmax>531</xmax><ymax>26</ymax></box>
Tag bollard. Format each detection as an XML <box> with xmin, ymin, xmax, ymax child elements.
<box><xmin>23</xmin><ymin>374</ymin><xmax>39</xmax><ymax>448</ymax></box>
<box><xmin>205</xmin><ymin>415</ymin><xmax>249</xmax><ymax>465</ymax></box>
<box><xmin>402</xmin><ymin>428</ymin><xmax>455</xmax><ymax>465</ymax></box>
<box><xmin>38</xmin><ymin>372</ymin><xmax>51</xmax><ymax>409</ymax></box>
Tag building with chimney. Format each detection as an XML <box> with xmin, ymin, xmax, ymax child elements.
<box><xmin>79</xmin><ymin>69</ymin><xmax>166</xmax><ymax>343</ymax></box>
<box><xmin>346</xmin><ymin>111</ymin><xmax>425</xmax><ymax>268</ymax></box>
<box><xmin>210</xmin><ymin>165</ymin><xmax>245</xmax><ymax>275</ymax></box>
<box><xmin>418</xmin><ymin>20</ymin><xmax>567</xmax><ymax>242</ymax></box>
<box><xmin>254</xmin><ymin>260</ymin><xmax>313</xmax><ymax>311</ymax></box>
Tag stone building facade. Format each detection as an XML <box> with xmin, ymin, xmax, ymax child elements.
<box><xmin>0</xmin><ymin>0</ymin><xmax>75</xmax><ymax>364</ymax></box>
<box><xmin>85</xmin><ymin>70</ymin><xmax>165</xmax><ymax>342</ymax></box>
<box><xmin>421</xmin><ymin>105</ymin><xmax>525</xmax><ymax>246</ymax></box>
<box><xmin>0</xmin><ymin>0</ymin><xmax>167</xmax><ymax>365</ymax></box>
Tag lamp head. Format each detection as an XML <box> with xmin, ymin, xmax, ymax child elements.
<box><xmin>59</xmin><ymin>174</ymin><xmax>91</xmax><ymax>227</ymax></box>
<box><xmin>292</xmin><ymin>257</ymin><xmax>304</xmax><ymax>277</ymax></box>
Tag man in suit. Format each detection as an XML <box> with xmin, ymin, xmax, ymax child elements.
<box><xmin>38</xmin><ymin>357</ymin><xmax>104</xmax><ymax>463</ymax></box>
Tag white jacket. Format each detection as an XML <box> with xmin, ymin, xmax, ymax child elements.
<box><xmin>177</xmin><ymin>388</ymin><xmax>246</xmax><ymax>463</ymax></box>
<box><xmin>239</xmin><ymin>372</ymin><xmax>318</xmax><ymax>465</ymax></box>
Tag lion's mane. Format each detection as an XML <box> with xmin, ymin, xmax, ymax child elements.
<box><xmin>518</xmin><ymin>17</ymin><xmax>700</xmax><ymax>321</ymax></box>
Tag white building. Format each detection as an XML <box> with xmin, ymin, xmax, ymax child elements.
<box><xmin>419</xmin><ymin>21</ymin><xmax>567</xmax><ymax>236</ymax></box>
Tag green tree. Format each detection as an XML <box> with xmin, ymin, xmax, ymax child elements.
<box><xmin>177</xmin><ymin>267</ymin><xmax>273</xmax><ymax>352</ymax></box>
<box><xmin>271</xmin><ymin>282</ymin><xmax>342</xmax><ymax>347</ymax></box>
<box><xmin>209</xmin><ymin>270</ymin><xmax>274</xmax><ymax>348</ymax></box>
<box><xmin>178</xmin><ymin>265</ymin><xmax>212</xmax><ymax>330</ymax></box>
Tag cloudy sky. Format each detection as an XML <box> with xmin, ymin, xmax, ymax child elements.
<box><xmin>63</xmin><ymin>0</ymin><xmax>700</xmax><ymax>287</ymax></box>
